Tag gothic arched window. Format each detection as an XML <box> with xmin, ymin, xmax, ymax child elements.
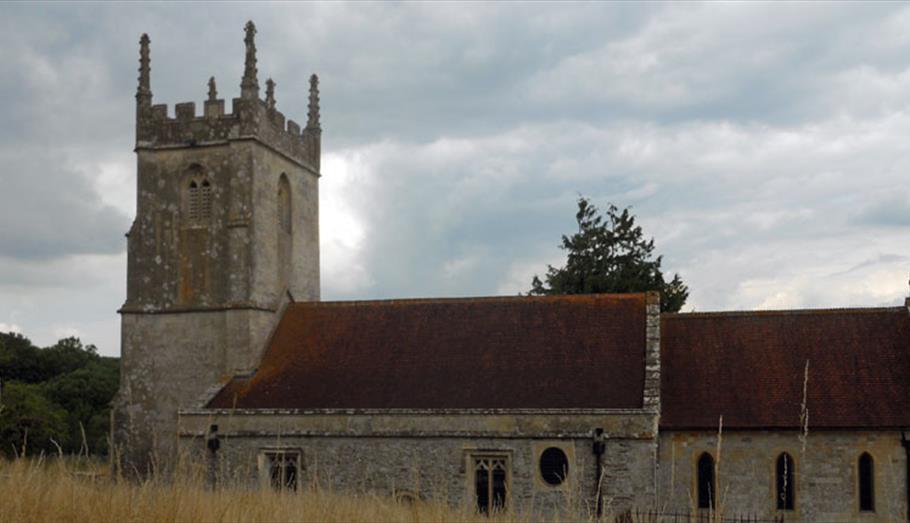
<box><xmin>185</xmin><ymin>165</ymin><xmax>212</xmax><ymax>223</ymax></box>
<box><xmin>276</xmin><ymin>174</ymin><xmax>292</xmax><ymax>294</ymax></box>
<box><xmin>776</xmin><ymin>452</ymin><xmax>795</xmax><ymax>510</ymax></box>
<box><xmin>697</xmin><ymin>452</ymin><xmax>715</xmax><ymax>509</ymax></box>
<box><xmin>277</xmin><ymin>174</ymin><xmax>291</xmax><ymax>233</ymax></box>
<box><xmin>859</xmin><ymin>452</ymin><xmax>875</xmax><ymax>512</ymax></box>
<box><xmin>473</xmin><ymin>454</ymin><xmax>508</xmax><ymax>514</ymax></box>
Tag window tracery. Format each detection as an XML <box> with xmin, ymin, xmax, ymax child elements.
<box><xmin>260</xmin><ymin>449</ymin><xmax>300</xmax><ymax>491</ymax></box>
<box><xmin>473</xmin><ymin>454</ymin><xmax>508</xmax><ymax>514</ymax></box>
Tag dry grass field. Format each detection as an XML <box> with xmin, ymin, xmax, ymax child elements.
<box><xmin>0</xmin><ymin>457</ymin><xmax>549</xmax><ymax>523</ymax></box>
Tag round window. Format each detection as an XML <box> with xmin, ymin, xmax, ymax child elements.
<box><xmin>539</xmin><ymin>447</ymin><xmax>569</xmax><ymax>486</ymax></box>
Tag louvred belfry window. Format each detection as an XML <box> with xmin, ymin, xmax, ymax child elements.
<box><xmin>199</xmin><ymin>180</ymin><xmax>212</xmax><ymax>220</ymax></box>
<box><xmin>186</xmin><ymin>176</ymin><xmax>212</xmax><ymax>223</ymax></box>
<box><xmin>187</xmin><ymin>181</ymin><xmax>200</xmax><ymax>220</ymax></box>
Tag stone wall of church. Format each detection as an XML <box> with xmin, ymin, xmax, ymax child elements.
<box><xmin>112</xmin><ymin>309</ymin><xmax>277</xmax><ymax>471</ymax></box>
<box><xmin>657</xmin><ymin>430</ymin><xmax>908</xmax><ymax>522</ymax></box>
<box><xmin>178</xmin><ymin>410</ymin><xmax>661</xmax><ymax>518</ymax></box>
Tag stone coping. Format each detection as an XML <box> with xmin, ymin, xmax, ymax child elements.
<box><xmin>178</xmin><ymin>408</ymin><xmax>660</xmax><ymax>440</ymax></box>
<box><xmin>177</xmin><ymin>429</ymin><xmax>653</xmax><ymax>440</ymax></box>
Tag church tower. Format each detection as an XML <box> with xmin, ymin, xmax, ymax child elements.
<box><xmin>112</xmin><ymin>22</ymin><xmax>321</xmax><ymax>471</ymax></box>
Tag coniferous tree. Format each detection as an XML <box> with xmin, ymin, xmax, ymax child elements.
<box><xmin>530</xmin><ymin>197</ymin><xmax>688</xmax><ymax>313</ymax></box>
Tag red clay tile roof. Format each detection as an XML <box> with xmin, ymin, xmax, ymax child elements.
<box><xmin>661</xmin><ymin>307</ymin><xmax>910</xmax><ymax>430</ymax></box>
<box><xmin>208</xmin><ymin>293</ymin><xmax>648</xmax><ymax>409</ymax></box>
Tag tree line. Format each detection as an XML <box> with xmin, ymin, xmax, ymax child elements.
<box><xmin>0</xmin><ymin>333</ymin><xmax>118</xmax><ymax>457</ymax></box>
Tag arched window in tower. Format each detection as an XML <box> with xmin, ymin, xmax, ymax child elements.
<box><xmin>185</xmin><ymin>165</ymin><xmax>212</xmax><ymax>223</ymax></box>
<box><xmin>277</xmin><ymin>174</ymin><xmax>292</xmax><ymax>295</ymax></box>
<box><xmin>697</xmin><ymin>452</ymin><xmax>715</xmax><ymax>510</ymax></box>
<box><xmin>859</xmin><ymin>452</ymin><xmax>875</xmax><ymax>512</ymax></box>
<box><xmin>187</xmin><ymin>180</ymin><xmax>200</xmax><ymax>220</ymax></box>
<box><xmin>776</xmin><ymin>452</ymin><xmax>795</xmax><ymax>510</ymax></box>
<box><xmin>278</xmin><ymin>175</ymin><xmax>291</xmax><ymax>234</ymax></box>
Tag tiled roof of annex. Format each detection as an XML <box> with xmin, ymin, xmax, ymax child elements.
<box><xmin>660</xmin><ymin>306</ymin><xmax>910</xmax><ymax>430</ymax></box>
<box><xmin>208</xmin><ymin>293</ymin><xmax>649</xmax><ymax>410</ymax></box>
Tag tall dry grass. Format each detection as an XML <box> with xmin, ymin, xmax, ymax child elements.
<box><xmin>0</xmin><ymin>457</ymin><xmax>541</xmax><ymax>523</ymax></box>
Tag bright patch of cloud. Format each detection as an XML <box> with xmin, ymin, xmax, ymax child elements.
<box><xmin>320</xmin><ymin>152</ymin><xmax>372</xmax><ymax>297</ymax></box>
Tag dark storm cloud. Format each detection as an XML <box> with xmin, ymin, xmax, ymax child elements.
<box><xmin>0</xmin><ymin>149</ymin><xmax>129</xmax><ymax>260</ymax></box>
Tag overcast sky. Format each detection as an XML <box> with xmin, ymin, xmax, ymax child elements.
<box><xmin>3</xmin><ymin>3</ymin><xmax>910</xmax><ymax>356</ymax></box>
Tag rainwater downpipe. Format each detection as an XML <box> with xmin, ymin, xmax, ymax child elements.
<box><xmin>593</xmin><ymin>428</ymin><xmax>606</xmax><ymax>518</ymax></box>
<box><xmin>902</xmin><ymin>430</ymin><xmax>910</xmax><ymax>522</ymax></box>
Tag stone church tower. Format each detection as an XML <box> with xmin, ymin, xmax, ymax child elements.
<box><xmin>112</xmin><ymin>22</ymin><xmax>321</xmax><ymax>472</ymax></box>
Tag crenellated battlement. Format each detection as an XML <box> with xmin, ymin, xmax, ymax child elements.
<box><xmin>134</xmin><ymin>22</ymin><xmax>320</xmax><ymax>171</ymax></box>
<box><xmin>137</xmin><ymin>96</ymin><xmax>320</xmax><ymax>170</ymax></box>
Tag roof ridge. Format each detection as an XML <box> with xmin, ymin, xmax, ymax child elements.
<box><xmin>662</xmin><ymin>306</ymin><xmax>906</xmax><ymax>318</ymax></box>
<box><xmin>290</xmin><ymin>293</ymin><xmax>647</xmax><ymax>307</ymax></box>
